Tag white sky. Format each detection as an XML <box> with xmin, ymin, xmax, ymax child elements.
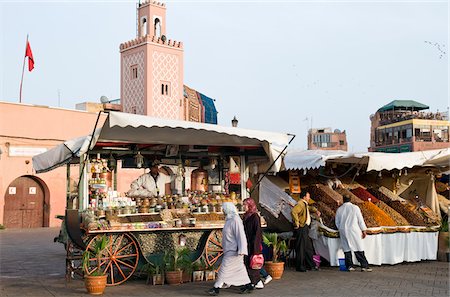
<box><xmin>0</xmin><ymin>0</ymin><xmax>448</xmax><ymax>151</ymax></box>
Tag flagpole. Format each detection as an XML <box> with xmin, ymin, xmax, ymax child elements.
<box><xmin>19</xmin><ymin>34</ymin><xmax>28</xmax><ymax>103</ymax></box>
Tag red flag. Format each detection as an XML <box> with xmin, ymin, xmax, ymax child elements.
<box><xmin>25</xmin><ymin>41</ymin><xmax>34</xmax><ymax>71</ymax></box>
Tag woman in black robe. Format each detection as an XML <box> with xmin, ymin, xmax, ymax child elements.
<box><xmin>243</xmin><ymin>198</ymin><xmax>263</xmax><ymax>289</ymax></box>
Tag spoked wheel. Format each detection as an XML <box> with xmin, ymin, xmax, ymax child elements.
<box><xmin>204</xmin><ymin>230</ymin><xmax>223</xmax><ymax>270</ymax></box>
<box><xmin>85</xmin><ymin>233</ymin><xmax>139</xmax><ymax>286</ymax></box>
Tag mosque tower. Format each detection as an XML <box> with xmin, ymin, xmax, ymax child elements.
<box><xmin>120</xmin><ymin>1</ymin><xmax>184</xmax><ymax>120</ymax></box>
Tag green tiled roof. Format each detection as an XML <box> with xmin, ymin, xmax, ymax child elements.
<box><xmin>378</xmin><ymin>100</ymin><xmax>429</xmax><ymax>112</ymax></box>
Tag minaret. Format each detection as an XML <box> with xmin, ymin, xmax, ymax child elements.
<box><xmin>120</xmin><ymin>1</ymin><xmax>184</xmax><ymax>120</ymax></box>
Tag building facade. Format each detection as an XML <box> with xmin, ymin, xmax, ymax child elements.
<box><xmin>307</xmin><ymin>127</ymin><xmax>348</xmax><ymax>151</ymax></box>
<box><xmin>369</xmin><ymin>100</ymin><xmax>450</xmax><ymax>153</ymax></box>
<box><xmin>1</xmin><ymin>1</ymin><xmax>218</xmax><ymax>228</ymax></box>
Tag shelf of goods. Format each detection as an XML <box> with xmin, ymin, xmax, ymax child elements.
<box><xmin>308</xmin><ymin>184</ymin><xmax>440</xmax><ymax>266</ymax></box>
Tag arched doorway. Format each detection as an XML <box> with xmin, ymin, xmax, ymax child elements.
<box><xmin>4</xmin><ymin>176</ymin><xmax>48</xmax><ymax>228</ymax></box>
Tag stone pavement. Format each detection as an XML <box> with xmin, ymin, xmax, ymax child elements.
<box><xmin>0</xmin><ymin>228</ymin><xmax>448</xmax><ymax>297</ymax></box>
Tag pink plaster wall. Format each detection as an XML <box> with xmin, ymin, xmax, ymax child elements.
<box><xmin>0</xmin><ymin>101</ymin><xmax>106</xmax><ymax>227</ymax></box>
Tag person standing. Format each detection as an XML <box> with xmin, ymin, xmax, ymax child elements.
<box><xmin>243</xmin><ymin>198</ymin><xmax>266</xmax><ymax>289</ymax></box>
<box><xmin>291</xmin><ymin>190</ymin><xmax>319</xmax><ymax>272</ymax></box>
<box><xmin>127</xmin><ymin>160</ymin><xmax>171</xmax><ymax>197</ymax></box>
<box><xmin>335</xmin><ymin>195</ymin><xmax>373</xmax><ymax>272</ymax></box>
<box><xmin>208</xmin><ymin>202</ymin><xmax>253</xmax><ymax>296</ymax></box>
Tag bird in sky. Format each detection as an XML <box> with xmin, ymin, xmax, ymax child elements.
<box><xmin>424</xmin><ymin>41</ymin><xmax>447</xmax><ymax>59</ymax></box>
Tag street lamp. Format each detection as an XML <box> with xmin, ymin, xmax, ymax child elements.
<box><xmin>231</xmin><ymin>116</ymin><xmax>238</xmax><ymax>127</ymax></box>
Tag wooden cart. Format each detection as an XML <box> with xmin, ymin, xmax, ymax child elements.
<box><xmin>64</xmin><ymin>209</ymin><xmax>224</xmax><ymax>286</ymax></box>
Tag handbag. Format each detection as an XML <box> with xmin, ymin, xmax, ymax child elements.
<box><xmin>250</xmin><ymin>254</ymin><xmax>264</xmax><ymax>270</ymax></box>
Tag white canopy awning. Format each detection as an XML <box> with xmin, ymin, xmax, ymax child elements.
<box><xmin>283</xmin><ymin>149</ymin><xmax>351</xmax><ymax>171</ymax></box>
<box><xmin>283</xmin><ymin>148</ymin><xmax>450</xmax><ymax>172</ymax></box>
<box><xmin>33</xmin><ymin>112</ymin><xmax>293</xmax><ymax>173</ymax></box>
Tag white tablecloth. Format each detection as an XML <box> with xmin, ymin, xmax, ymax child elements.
<box><xmin>313</xmin><ymin>231</ymin><xmax>438</xmax><ymax>266</ymax></box>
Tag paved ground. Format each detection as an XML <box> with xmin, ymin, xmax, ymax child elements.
<box><xmin>0</xmin><ymin>228</ymin><xmax>448</xmax><ymax>297</ymax></box>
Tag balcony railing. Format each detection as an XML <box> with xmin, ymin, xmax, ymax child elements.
<box><xmin>378</xmin><ymin>111</ymin><xmax>447</xmax><ymax>126</ymax></box>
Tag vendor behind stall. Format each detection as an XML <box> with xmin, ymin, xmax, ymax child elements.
<box><xmin>127</xmin><ymin>160</ymin><xmax>172</xmax><ymax>197</ymax></box>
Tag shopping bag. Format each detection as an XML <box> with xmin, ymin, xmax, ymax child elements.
<box><xmin>250</xmin><ymin>254</ymin><xmax>264</xmax><ymax>270</ymax></box>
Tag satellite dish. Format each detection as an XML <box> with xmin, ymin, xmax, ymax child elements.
<box><xmin>100</xmin><ymin>96</ymin><xmax>109</xmax><ymax>103</ymax></box>
<box><xmin>334</xmin><ymin>129</ymin><xmax>341</xmax><ymax>133</ymax></box>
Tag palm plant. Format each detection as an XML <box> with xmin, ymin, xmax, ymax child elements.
<box><xmin>164</xmin><ymin>247</ymin><xmax>191</xmax><ymax>271</ymax></box>
<box><xmin>82</xmin><ymin>235</ymin><xmax>109</xmax><ymax>276</ymax></box>
<box><xmin>262</xmin><ymin>232</ymin><xmax>288</xmax><ymax>263</ymax></box>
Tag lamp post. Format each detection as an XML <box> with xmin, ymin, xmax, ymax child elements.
<box><xmin>231</xmin><ymin>116</ymin><xmax>238</xmax><ymax>127</ymax></box>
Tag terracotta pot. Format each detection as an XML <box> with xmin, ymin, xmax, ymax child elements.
<box><xmin>264</xmin><ymin>261</ymin><xmax>285</xmax><ymax>280</ymax></box>
<box><xmin>182</xmin><ymin>270</ymin><xmax>191</xmax><ymax>283</ymax></box>
<box><xmin>165</xmin><ymin>270</ymin><xmax>182</xmax><ymax>285</ymax></box>
<box><xmin>84</xmin><ymin>275</ymin><xmax>107</xmax><ymax>295</ymax></box>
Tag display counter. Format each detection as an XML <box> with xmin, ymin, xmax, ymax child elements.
<box><xmin>313</xmin><ymin>230</ymin><xmax>439</xmax><ymax>266</ymax></box>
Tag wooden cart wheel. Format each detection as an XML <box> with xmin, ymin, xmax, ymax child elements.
<box><xmin>204</xmin><ymin>230</ymin><xmax>223</xmax><ymax>270</ymax></box>
<box><xmin>85</xmin><ymin>233</ymin><xmax>139</xmax><ymax>286</ymax></box>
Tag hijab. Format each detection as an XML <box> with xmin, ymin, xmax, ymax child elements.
<box><xmin>222</xmin><ymin>202</ymin><xmax>238</xmax><ymax>219</ymax></box>
<box><xmin>243</xmin><ymin>198</ymin><xmax>257</xmax><ymax>220</ymax></box>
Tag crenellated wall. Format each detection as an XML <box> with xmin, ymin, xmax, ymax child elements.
<box><xmin>120</xmin><ymin>35</ymin><xmax>183</xmax><ymax>52</ymax></box>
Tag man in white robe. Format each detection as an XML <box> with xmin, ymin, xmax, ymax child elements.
<box><xmin>335</xmin><ymin>195</ymin><xmax>373</xmax><ymax>272</ymax></box>
<box><xmin>208</xmin><ymin>202</ymin><xmax>252</xmax><ymax>295</ymax></box>
<box><xmin>127</xmin><ymin>161</ymin><xmax>171</xmax><ymax>197</ymax></box>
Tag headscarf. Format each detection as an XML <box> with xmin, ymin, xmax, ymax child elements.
<box><xmin>243</xmin><ymin>198</ymin><xmax>257</xmax><ymax>220</ymax></box>
<box><xmin>222</xmin><ymin>202</ymin><xmax>238</xmax><ymax>219</ymax></box>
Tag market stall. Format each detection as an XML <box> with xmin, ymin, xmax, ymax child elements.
<box><xmin>261</xmin><ymin>148</ymin><xmax>449</xmax><ymax>266</ymax></box>
<box><xmin>33</xmin><ymin>111</ymin><xmax>293</xmax><ymax>285</ymax></box>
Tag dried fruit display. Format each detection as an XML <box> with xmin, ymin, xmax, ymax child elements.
<box><xmin>356</xmin><ymin>203</ymin><xmax>379</xmax><ymax>228</ymax></box>
<box><xmin>360</xmin><ymin>201</ymin><xmax>396</xmax><ymax>226</ymax></box>
<box><xmin>308</xmin><ymin>184</ymin><xmax>343</xmax><ymax>207</ymax></box>
<box><xmin>351</xmin><ymin>187</ymin><xmax>379</xmax><ymax>203</ymax></box>
<box><xmin>335</xmin><ymin>188</ymin><xmax>363</xmax><ymax>204</ymax></box>
<box><xmin>374</xmin><ymin>200</ymin><xmax>409</xmax><ymax>226</ymax></box>
<box><xmin>315</xmin><ymin>201</ymin><xmax>337</xmax><ymax>229</ymax></box>
<box><xmin>367</xmin><ymin>188</ymin><xmax>428</xmax><ymax>226</ymax></box>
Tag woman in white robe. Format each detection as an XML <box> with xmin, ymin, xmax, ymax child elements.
<box><xmin>208</xmin><ymin>202</ymin><xmax>253</xmax><ymax>295</ymax></box>
<box><xmin>335</xmin><ymin>195</ymin><xmax>372</xmax><ymax>272</ymax></box>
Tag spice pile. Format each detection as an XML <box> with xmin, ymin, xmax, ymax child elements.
<box><xmin>351</xmin><ymin>187</ymin><xmax>379</xmax><ymax>203</ymax></box>
<box><xmin>374</xmin><ymin>200</ymin><xmax>409</xmax><ymax>226</ymax></box>
<box><xmin>335</xmin><ymin>188</ymin><xmax>363</xmax><ymax>204</ymax></box>
<box><xmin>367</xmin><ymin>188</ymin><xmax>428</xmax><ymax>226</ymax></box>
<box><xmin>315</xmin><ymin>201</ymin><xmax>337</xmax><ymax>229</ymax></box>
<box><xmin>359</xmin><ymin>202</ymin><xmax>396</xmax><ymax>227</ymax></box>
<box><xmin>308</xmin><ymin>184</ymin><xmax>343</xmax><ymax>207</ymax></box>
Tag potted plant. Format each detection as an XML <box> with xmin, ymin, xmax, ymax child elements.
<box><xmin>192</xmin><ymin>260</ymin><xmax>205</xmax><ymax>282</ymax></box>
<box><xmin>82</xmin><ymin>235</ymin><xmax>109</xmax><ymax>295</ymax></box>
<box><xmin>141</xmin><ymin>261</ymin><xmax>164</xmax><ymax>285</ymax></box>
<box><xmin>178</xmin><ymin>248</ymin><xmax>193</xmax><ymax>283</ymax></box>
<box><xmin>164</xmin><ymin>248</ymin><xmax>190</xmax><ymax>285</ymax></box>
<box><xmin>262</xmin><ymin>232</ymin><xmax>288</xmax><ymax>280</ymax></box>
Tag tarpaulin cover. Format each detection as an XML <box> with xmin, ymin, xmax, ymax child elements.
<box><xmin>198</xmin><ymin>92</ymin><xmax>218</xmax><ymax>124</ymax></box>
<box><xmin>259</xmin><ymin>176</ymin><xmax>297</xmax><ymax>222</ymax></box>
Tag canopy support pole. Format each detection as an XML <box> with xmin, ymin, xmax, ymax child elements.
<box><xmin>249</xmin><ymin>134</ymin><xmax>296</xmax><ymax>195</ymax></box>
<box><xmin>77</xmin><ymin>111</ymin><xmax>105</xmax><ymax>210</ymax></box>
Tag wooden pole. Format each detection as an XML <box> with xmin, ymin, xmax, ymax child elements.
<box><xmin>19</xmin><ymin>34</ymin><xmax>28</xmax><ymax>103</ymax></box>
